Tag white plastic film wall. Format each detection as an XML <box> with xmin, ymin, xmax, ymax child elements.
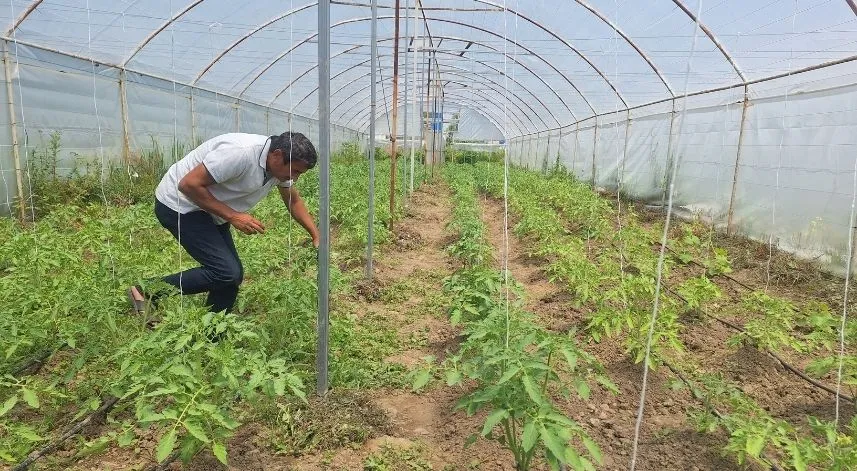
<box><xmin>510</xmin><ymin>61</ymin><xmax>857</xmax><ymax>271</ymax></box>
<box><xmin>0</xmin><ymin>40</ymin><xmax>363</xmax><ymax>216</ymax></box>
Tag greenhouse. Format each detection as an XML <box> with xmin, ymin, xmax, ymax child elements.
<box><xmin>1</xmin><ymin>0</ymin><xmax>857</xmax><ymax>470</ymax></box>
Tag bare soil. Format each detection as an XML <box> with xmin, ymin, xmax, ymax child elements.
<box><xmin>51</xmin><ymin>180</ymin><xmax>851</xmax><ymax>471</ymax></box>
<box><xmin>620</xmin><ymin>199</ymin><xmax>857</xmax><ymax>426</ymax></box>
<box><xmin>282</xmin><ymin>183</ymin><xmax>517</xmax><ymax>470</ymax></box>
<box><xmin>70</xmin><ymin>183</ymin><xmax>522</xmax><ymax>471</ymax></box>
<box><xmin>477</xmin><ymin>195</ymin><xmax>746</xmax><ymax>471</ymax></box>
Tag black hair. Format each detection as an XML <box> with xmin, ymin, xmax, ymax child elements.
<box><xmin>270</xmin><ymin>131</ymin><xmax>318</xmax><ymax>169</ymax></box>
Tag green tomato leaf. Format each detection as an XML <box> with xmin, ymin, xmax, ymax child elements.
<box><xmin>412</xmin><ymin>369</ymin><xmax>432</xmax><ymax>392</ymax></box>
<box><xmin>21</xmin><ymin>388</ymin><xmax>39</xmax><ymax>408</ymax></box>
<box><xmin>212</xmin><ymin>441</ymin><xmax>228</xmax><ymax>465</ymax></box>
<box><xmin>574</xmin><ymin>379</ymin><xmax>590</xmax><ymax>400</ymax></box>
<box><xmin>117</xmin><ymin>428</ymin><xmax>136</xmax><ymax>447</ymax></box>
<box><xmin>745</xmin><ymin>434</ymin><xmax>765</xmax><ymax>458</ymax></box>
<box><xmin>582</xmin><ymin>436</ymin><xmax>602</xmax><ymax>465</ymax></box>
<box><xmin>522</xmin><ymin>420</ymin><xmax>538</xmax><ymax>452</ymax></box>
<box><xmin>0</xmin><ymin>395</ymin><xmax>18</xmax><ymax>417</ymax></box>
<box><xmin>156</xmin><ymin>429</ymin><xmax>177</xmax><ymax>463</ymax></box>
<box><xmin>565</xmin><ymin>446</ymin><xmax>583</xmax><ymax>470</ymax></box>
<box><xmin>497</xmin><ymin>365</ymin><xmax>520</xmax><ymax>385</ymax></box>
<box><xmin>272</xmin><ymin>377</ymin><xmax>286</xmax><ymax>396</ymax></box>
<box><xmin>446</xmin><ymin>369</ymin><xmax>463</xmax><ymax>386</ymax></box>
<box><xmin>788</xmin><ymin>441</ymin><xmax>806</xmax><ymax>471</ymax></box>
<box><xmin>540</xmin><ymin>425</ymin><xmax>568</xmax><ymax>464</ymax></box>
<box><xmin>481</xmin><ymin>409</ymin><xmax>509</xmax><ymax>437</ymax></box>
<box><xmin>183</xmin><ymin>421</ymin><xmax>210</xmax><ymax>443</ymax></box>
<box><xmin>522</xmin><ymin>375</ymin><xmax>545</xmax><ymax>405</ymax></box>
<box><xmin>16</xmin><ymin>427</ymin><xmax>44</xmax><ymax>442</ymax></box>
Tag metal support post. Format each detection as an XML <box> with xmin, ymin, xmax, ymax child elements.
<box><xmin>316</xmin><ymin>0</ymin><xmax>331</xmax><ymax>397</ymax></box>
<box><xmin>591</xmin><ymin>120</ymin><xmax>599</xmax><ymax>187</ymax></box>
<box><xmin>366</xmin><ymin>0</ymin><xmax>378</xmax><ymax>279</ymax></box>
<box><xmin>571</xmin><ymin>122</ymin><xmax>580</xmax><ymax>173</ymax></box>
<box><xmin>190</xmin><ymin>88</ymin><xmax>197</xmax><ymax>145</ymax></box>
<box><xmin>403</xmin><ymin>0</ymin><xmax>409</xmax><ymax>194</ymax></box>
<box><xmin>620</xmin><ymin>110</ymin><xmax>632</xmax><ymax>192</ymax></box>
<box><xmin>544</xmin><ymin>132</ymin><xmax>551</xmax><ymax>174</ymax></box>
<box><xmin>409</xmin><ymin>2</ymin><xmax>417</xmax><ymax>193</ymax></box>
<box><xmin>662</xmin><ymin>100</ymin><xmax>678</xmax><ymax>206</ymax></box>
<box><xmin>389</xmin><ymin>0</ymin><xmax>401</xmax><ymax>232</ymax></box>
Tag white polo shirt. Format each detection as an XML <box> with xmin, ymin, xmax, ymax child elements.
<box><xmin>155</xmin><ymin>133</ymin><xmax>293</xmax><ymax>224</ymax></box>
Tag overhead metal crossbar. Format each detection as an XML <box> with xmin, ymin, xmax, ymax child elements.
<box><xmin>10</xmin><ymin>0</ymin><xmax>855</xmax><ymax>139</ymax></box>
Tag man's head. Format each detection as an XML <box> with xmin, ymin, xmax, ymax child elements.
<box><xmin>266</xmin><ymin>131</ymin><xmax>318</xmax><ymax>181</ymax></box>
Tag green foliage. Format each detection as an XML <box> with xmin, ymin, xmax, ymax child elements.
<box><xmin>431</xmin><ymin>167</ymin><xmax>612</xmax><ymax>470</ymax></box>
<box><xmin>685</xmin><ymin>369</ymin><xmax>796</xmax><ymax>468</ymax></box>
<box><xmin>729</xmin><ymin>292</ymin><xmax>805</xmax><ymax>353</ymax></box>
<box><xmin>332</xmin><ymin>141</ymin><xmax>364</xmax><ymax>164</ymax></box>
<box><xmin>363</xmin><ymin>443</ymin><xmax>433</xmax><ymax>471</ymax></box>
<box><xmin>676</xmin><ymin>276</ymin><xmax>722</xmax><ymax>311</ymax></box>
<box><xmin>0</xmin><ymin>150</ymin><xmax>414</xmax><ymax>465</ymax></box>
<box><xmin>444</xmin><ymin>169</ymin><xmax>492</xmax><ymax>267</ymax></box>
<box><xmin>670</xmin><ymin>223</ymin><xmax>733</xmax><ymax>276</ymax></box>
<box><xmin>681</xmin><ymin>364</ymin><xmax>857</xmax><ymax>470</ymax></box>
<box><xmin>110</xmin><ymin>305</ymin><xmax>306</xmax><ymax>463</ymax></box>
<box><xmin>25</xmin><ymin>132</ymin><xmax>183</xmax><ymax>218</ymax></box>
<box><xmin>449</xmin><ymin>148</ymin><xmax>505</xmax><ymax>165</ymax></box>
<box><xmin>704</xmin><ymin>247</ymin><xmax>733</xmax><ymax>276</ymax></box>
<box><xmin>465</xmin><ymin>163</ymin><xmax>683</xmax><ymax>367</ymax></box>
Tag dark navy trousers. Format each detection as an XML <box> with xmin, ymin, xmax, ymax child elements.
<box><xmin>155</xmin><ymin>199</ymin><xmax>243</xmax><ymax>313</ymax></box>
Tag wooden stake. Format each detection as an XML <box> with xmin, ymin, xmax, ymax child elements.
<box><xmin>3</xmin><ymin>41</ymin><xmax>25</xmax><ymax>222</ymax></box>
<box><xmin>726</xmin><ymin>86</ymin><xmax>751</xmax><ymax>235</ymax></box>
<box><xmin>118</xmin><ymin>69</ymin><xmax>132</xmax><ymax>167</ymax></box>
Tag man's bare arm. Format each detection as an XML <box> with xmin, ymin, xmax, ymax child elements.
<box><xmin>278</xmin><ymin>185</ymin><xmax>320</xmax><ymax>247</ymax></box>
<box><xmin>178</xmin><ymin>164</ymin><xmax>265</xmax><ymax>234</ymax></box>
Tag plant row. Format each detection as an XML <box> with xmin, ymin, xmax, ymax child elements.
<box><xmin>413</xmin><ymin>168</ymin><xmax>616</xmax><ymax>471</ymax></box>
<box><xmin>0</xmin><ymin>146</ymin><xmax>414</xmax><ymax>468</ymax></box>
<box><xmin>464</xmin><ymin>162</ymin><xmax>857</xmax><ymax>471</ymax></box>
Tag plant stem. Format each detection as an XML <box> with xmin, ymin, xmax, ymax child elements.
<box><xmin>542</xmin><ymin>348</ymin><xmax>554</xmax><ymax>396</ymax></box>
<box><xmin>502</xmin><ymin>419</ymin><xmax>522</xmax><ymax>467</ymax></box>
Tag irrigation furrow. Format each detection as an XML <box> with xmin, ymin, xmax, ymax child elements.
<box><xmin>12</xmin><ymin>395</ymin><xmax>121</xmax><ymax>471</ymax></box>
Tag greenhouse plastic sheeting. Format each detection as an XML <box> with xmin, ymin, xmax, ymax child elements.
<box><xmin>0</xmin><ymin>0</ymin><xmax>855</xmax><ymax>269</ymax></box>
<box><xmin>511</xmin><ymin>68</ymin><xmax>857</xmax><ymax>270</ymax></box>
<box><xmin>731</xmin><ymin>81</ymin><xmax>857</xmax><ymax>265</ymax></box>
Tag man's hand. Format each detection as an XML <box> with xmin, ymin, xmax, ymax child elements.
<box><xmin>228</xmin><ymin>213</ymin><xmax>266</xmax><ymax>235</ymax></box>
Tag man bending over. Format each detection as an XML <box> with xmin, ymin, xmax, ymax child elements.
<box><xmin>129</xmin><ymin>131</ymin><xmax>319</xmax><ymax>314</ymax></box>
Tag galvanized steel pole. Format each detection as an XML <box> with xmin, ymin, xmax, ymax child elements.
<box><xmin>316</xmin><ymin>0</ymin><xmax>331</xmax><ymax>397</ymax></box>
<box><xmin>403</xmin><ymin>0</ymin><xmax>410</xmax><ymax>194</ymax></box>
<box><xmin>366</xmin><ymin>0</ymin><xmax>377</xmax><ymax>279</ymax></box>
<box><xmin>389</xmin><ymin>0</ymin><xmax>401</xmax><ymax>232</ymax></box>
<box><xmin>409</xmin><ymin>2</ymin><xmax>417</xmax><ymax>192</ymax></box>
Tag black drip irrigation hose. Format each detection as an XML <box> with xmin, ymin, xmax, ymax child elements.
<box><xmin>604</xmin><ymin>236</ymin><xmax>857</xmax><ymax>405</ymax></box>
<box><xmin>9</xmin><ymin>349</ymin><xmax>54</xmax><ymax>377</ymax></box>
<box><xmin>661</xmin><ymin>283</ymin><xmax>857</xmax><ymax>405</ymax></box>
<box><xmin>656</xmin><ymin>241</ymin><xmax>756</xmax><ymax>292</ymax></box>
<box><xmin>144</xmin><ymin>450</ymin><xmax>181</xmax><ymax>471</ymax></box>
<box><xmin>663</xmin><ymin>362</ymin><xmax>783</xmax><ymax>471</ymax></box>
<box><xmin>12</xmin><ymin>395</ymin><xmax>121</xmax><ymax>471</ymax></box>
